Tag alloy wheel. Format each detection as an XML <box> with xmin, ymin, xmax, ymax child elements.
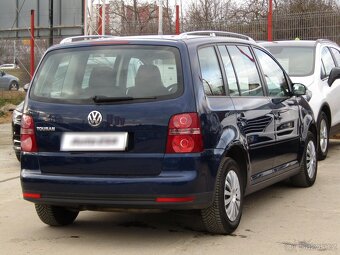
<box><xmin>319</xmin><ymin>119</ymin><xmax>328</xmax><ymax>153</ymax></box>
<box><xmin>224</xmin><ymin>170</ymin><xmax>241</xmax><ymax>222</ymax></box>
<box><xmin>306</xmin><ymin>140</ymin><xmax>317</xmax><ymax>179</ymax></box>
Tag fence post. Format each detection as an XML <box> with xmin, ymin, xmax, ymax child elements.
<box><xmin>175</xmin><ymin>4</ymin><xmax>180</xmax><ymax>35</ymax></box>
<box><xmin>267</xmin><ymin>0</ymin><xmax>273</xmax><ymax>41</ymax></box>
<box><xmin>30</xmin><ymin>10</ymin><xmax>35</xmax><ymax>80</ymax></box>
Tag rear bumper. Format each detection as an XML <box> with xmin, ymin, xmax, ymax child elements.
<box><xmin>21</xmin><ymin>150</ymin><xmax>223</xmax><ymax>210</ymax></box>
<box><xmin>21</xmin><ymin>169</ymin><xmax>213</xmax><ymax>209</ymax></box>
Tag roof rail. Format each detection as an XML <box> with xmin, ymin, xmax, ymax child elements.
<box><xmin>315</xmin><ymin>38</ymin><xmax>337</xmax><ymax>45</ymax></box>
<box><xmin>179</xmin><ymin>31</ymin><xmax>255</xmax><ymax>42</ymax></box>
<box><xmin>60</xmin><ymin>35</ymin><xmax>115</xmax><ymax>44</ymax></box>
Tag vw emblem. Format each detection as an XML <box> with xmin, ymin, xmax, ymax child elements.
<box><xmin>88</xmin><ymin>111</ymin><xmax>103</xmax><ymax>127</ymax></box>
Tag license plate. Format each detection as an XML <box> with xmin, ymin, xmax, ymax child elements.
<box><xmin>60</xmin><ymin>132</ymin><xmax>128</xmax><ymax>151</ymax></box>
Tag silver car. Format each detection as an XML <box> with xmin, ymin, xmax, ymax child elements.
<box><xmin>0</xmin><ymin>70</ymin><xmax>20</xmax><ymax>90</ymax></box>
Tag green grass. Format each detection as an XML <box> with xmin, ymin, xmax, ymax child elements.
<box><xmin>0</xmin><ymin>91</ymin><xmax>26</xmax><ymax>107</ymax></box>
<box><xmin>0</xmin><ymin>95</ymin><xmax>25</xmax><ymax>108</ymax></box>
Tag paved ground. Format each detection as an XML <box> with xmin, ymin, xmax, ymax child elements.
<box><xmin>0</xmin><ymin>123</ymin><xmax>339</xmax><ymax>255</ymax></box>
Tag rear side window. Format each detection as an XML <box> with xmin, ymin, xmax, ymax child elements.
<box><xmin>227</xmin><ymin>45</ymin><xmax>264</xmax><ymax>96</ymax></box>
<box><xmin>31</xmin><ymin>45</ymin><xmax>183</xmax><ymax>104</ymax></box>
<box><xmin>330</xmin><ymin>48</ymin><xmax>340</xmax><ymax>66</ymax></box>
<box><xmin>218</xmin><ymin>45</ymin><xmax>239</xmax><ymax>96</ymax></box>
<box><xmin>321</xmin><ymin>47</ymin><xmax>336</xmax><ymax>78</ymax></box>
<box><xmin>254</xmin><ymin>48</ymin><xmax>290</xmax><ymax>97</ymax></box>
<box><xmin>198</xmin><ymin>47</ymin><xmax>225</xmax><ymax>96</ymax></box>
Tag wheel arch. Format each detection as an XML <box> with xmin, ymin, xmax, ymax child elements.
<box><xmin>223</xmin><ymin>144</ymin><xmax>249</xmax><ymax>192</ymax></box>
<box><xmin>8</xmin><ymin>79</ymin><xmax>18</xmax><ymax>90</ymax></box>
<box><xmin>318</xmin><ymin>103</ymin><xmax>331</xmax><ymax>128</ymax></box>
<box><xmin>308</xmin><ymin>122</ymin><xmax>317</xmax><ymax>143</ymax></box>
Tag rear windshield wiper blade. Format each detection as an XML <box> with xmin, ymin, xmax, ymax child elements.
<box><xmin>92</xmin><ymin>96</ymin><xmax>157</xmax><ymax>103</ymax></box>
<box><xmin>92</xmin><ymin>96</ymin><xmax>133</xmax><ymax>103</ymax></box>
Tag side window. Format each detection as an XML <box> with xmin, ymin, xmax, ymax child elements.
<box><xmin>127</xmin><ymin>58</ymin><xmax>142</xmax><ymax>88</ymax></box>
<box><xmin>127</xmin><ymin>54</ymin><xmax>178</xmax><ymax>91</ymax></box>
<box><xmin>227</xmin><ymin>45</ymin><xmax>264</xmax><ymax>96</ymax></box>
<box><xmin>52</xmin><ymin>56</ymin><xmax>71</xmax><ymax>93</ymax></box>
<box><xmin>218</xmin><ymin>45</ymin><xmax>239</xmax><ymax>96</ymax></box>
<box><xmin>254</xmin><ymin>48</ymin><xmax>290</xmax><ymax>97</ymax></box>
<box><xmin>49</xmin><ymin>55</ymin><xmax>75</xmax><ymax>98</ymax></box>
<box><xmin>82</xmin><ymin>55</ymin><xmax>116</xmax><ymax>89</ymax></box>
<box><xmin>198</xmin><ymin>46</ymin><xmax>225</xmax><ymax>96</ymax></box>
<box><xmin>330</xmin><ymin>48</ymin><xmax>340</xmax><ymax>66</ymax></box>
<box><xmin>321</xmin><ymin>47</ymin><xmax>336</xmax><ymax>78</ymax></box>
<box><xmin>153</xmin><ymin>58</ymin><xmax>178</xmax><ymax>88</ymax></box>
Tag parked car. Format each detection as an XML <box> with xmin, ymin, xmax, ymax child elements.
<box><xmin>12</xmin><ymin>85</ymin><xmax>30</xmax><ymax>161</ymax></box>
<box><xmin>0</xmin><ymin>63</ymin><xmax>19</xmax><ymax>69</ymax></box>
<box><xmin>20</xmin><ymin>32</ymin><xmax>317</xmax><ymax>234</ymax></box>
<box><xmin>0</xmin><ymin>70</ymin><xmax>20</xmax><ymax>90</ymax></box>
<box><xmin>12</xmin><ymin>100</ymin><xmax>24</xmax><ymax>161</ymax></box>
<box><xmin>260</xmin><ymin>40</ymin><xmax>340</xmax><ymax>160</ymax></box>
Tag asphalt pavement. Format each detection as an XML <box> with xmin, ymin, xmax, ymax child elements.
<box><xmin>0</xmin><ymin>123</ymin><xmax>339</xmax><ymax>255</ymax></box>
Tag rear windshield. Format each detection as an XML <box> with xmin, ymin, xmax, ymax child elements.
<box><xmin>265</xmin><ymin>46</ymin><xmax>315</xmax><ymax>76</ymax></box>
<box><xmin>31</xmin><ymin>45</ymin><xmax>183</xmax><ymax>104</ymax></box>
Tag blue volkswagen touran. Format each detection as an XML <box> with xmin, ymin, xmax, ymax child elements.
<box><xmin>21</xmin><ymin>32</ymin><xmax>317</xmax><ymax>234</ymax></box>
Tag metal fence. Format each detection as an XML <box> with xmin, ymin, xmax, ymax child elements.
<box><xmin>182</xmin><ymin>11</ymin><xmax>340</xmax><ymax>44</ymax></box>
<box><xmin>0</xmin><ymin>10</ymin><xmax>339</xmax><ymax>81</ymax></box>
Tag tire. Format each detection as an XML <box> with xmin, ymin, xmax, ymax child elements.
<box><xmin>15</xmin><ymin>151</ymin><xmax>20</xmax><ymax>161</ymax></box>
<box><xmin>201</xmin><ymin>157</ymin><xmax>244</xmax><ymax>234</ymax></box>
<box><xmin>9</xmin><ymin>81</ymin><xmax>19</xmax><ymax>91</ymax></box>
<box><xmin>317</xmin><ymin>112</ymin><xmax>329</xmax><ymax>160</ymax></box>
<box><xmin>35</xmin><ymin>204</ymin><xmax>79</xmax><ymax>226</ymax></box>
<box><xmin>291</xmin><ymin>131</ymin><xmax>317</xmax><ymax>187</ymax></box>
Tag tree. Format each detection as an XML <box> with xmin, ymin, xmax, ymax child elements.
<box><xmin>276</xmin><ymin>0</ymin><xmax>339</xmax><ymax>13</ymax></box>
<box><xmin>183</xmin><ymin>0</ymin><xmax>236</xmax><ymax>31</ymax></box>
<box><xmin>107</xmin><ymin>0</ymin><xmax>174</xmax><ymax>35</ymax></box>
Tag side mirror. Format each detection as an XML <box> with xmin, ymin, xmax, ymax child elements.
<box><xmin>0</xmin><ymin>71</ymin><xmax>4</xmax><ymax>76</ymax></box>
<box><xmin>328</xmin><ymin>67</ymin><xmax>340</xmax><ymax>86</ymax></box>
<box><xmin>292</xmin><ymin>83</ymin><xmax>306</xmax><ymax>96</ymax></box>
<box><xmin>292</xmin><ymin>83</ymin><xmax>312</xmax><ymax>101</ymax></box>
<box><xmin>23</xmin><ymin>83</ymin><xmax>30</xmax><ymax>92</ymax></box>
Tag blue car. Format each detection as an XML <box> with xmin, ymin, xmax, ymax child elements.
<box><xmin>0</xmin><ymin>70</ymin><xmax>19</xmax><ymax>90</ymax></box>
<box><xmin>21</xmin><ymin>32</ymin><xmax>317</xmax><ymax>234</ymax></box>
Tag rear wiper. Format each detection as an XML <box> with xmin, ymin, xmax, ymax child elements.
<box><xmin>92</xmin><ymin>96</ymin><xmax>157</xmax><ymax>103</ymax></box>
<box><xmin>92</xmin><ymin>96</ymin><xmax>133</xmax><ymax>103</ymax></box>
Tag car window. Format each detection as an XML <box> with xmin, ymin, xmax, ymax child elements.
<box><xmin>264</xmin><ymin>46</ymin><xmax>315</xmax><ymax>76</ymax></box>
<box><xmin>254</xmin><ymin>48</ymin><xmax>290</xmax><ymax>97</ymax></box>
<box><xmin>218</xmin><ymin>45</ymin><xmax>239</xmax><ymax>96</ymax></box>
<box><xmin>127</xmin><ymin>58</ymin><xmax>142</xmax><ymax>88</ymax></box>
<box><xmin>330</xmin><ymin>48</ymin><xmax>340</xmax><ymax>66</ymax></box>
<box><xmin>82</xmin><ymin>54</ymin><xmax>117</xmax><ymax>89</ymax></box>
<box><xmin>31</xmin><ymin>46</ymin><xmax>182</xmax><ymax>103</ymax></box>
<box><xmin>321</xmin><ymin>47</ymin><xmax>336</xmax><ymax>78</ymax></box>
<box><xmin>126</xmin><ymin>52</ymin><xmax>180</xmax><ymax>96</ymax></box>
<box><xmin>198</xmin><ymin>46</ymin><xmax>225</xmax><ymax>96</ymax></box>
<box><xmin>227</xmin><ymin>45</ymin><xmax>264</xmax><ymax>96</ymax></box>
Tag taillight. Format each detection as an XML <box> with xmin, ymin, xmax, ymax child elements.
<box><xmin>166</xmin><ymin>113</ymin><xmax>203</xmax><ymax>153</ymax></box>
<box><xmin>23</xmin><ymin>193</ymin><xmax>41</xmax><ymax>199</ymax></box>
<box><xmin>21</xmin><ymin>114</ymin><xmax>38</xmax><ymax>152</ymax></box>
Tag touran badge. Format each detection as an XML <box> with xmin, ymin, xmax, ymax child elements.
<box><xmin>88</xmin><ymin>111</ymin><xmax>103</xmax><ymax>127</ymax></box>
